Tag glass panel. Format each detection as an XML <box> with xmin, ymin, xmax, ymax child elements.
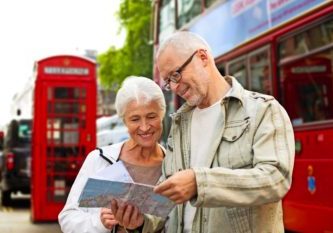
<box><xmin>18</xmin><ymin>120</ymin><xmax>32</xmax><ymax>142</ymax></box>
<box><xmin>159</xmin><ymin>0</ymin><xmax>176</xmax><ymax>42</ymax></box>
<box><xmin>280</xmin><ymin>48</ymin><xmax>333</xmax><ymax>126</ymax></box>
<box><xmin>47</xmin><ymin>102</ymin><xmax>53</xmax><ymax>113</ymax></box>
<box><xmin>47</xmin><ymin>117</ymin><xmax>80</xmax><ymax>130</ymax></box>
<box><xmin>279</xmin><ymin>18</ymin><xmax>333</xmax><ymax>61</ymax></box>
<box><xmin>47</xmin><ymin>129</ymin><xmax>78</xmax><ymax>145</ymax></box>
<box><xmin>49</xmin><ymin>146</ymin><xmax>81</xmax><ymax>158</ymax></box>
<box><xmin>54</xmin><ymin>102</ymin><xmax>80</xmax><ymax>114</ymax></box>
<box><xmin>249</xmin><ymin>49</ymin><xmax>272</xmax><ymax>95</ymax></box>
<box><xmin>228</xmin><ymin>58</ymin><xmax>247</xmax><ymax>88</ymax></box>
<box><xmin>80</xmin><ymin>88</ymin><xmax>87</xmax><ymax>98</ymax></box>
<box><xmin>46</xmin><ymin>146</ymin><xmax>86</xmax><ymax>202</ymax></box>
<box><xmin>54</xmin><ymin>87</ymin><xmax>85</xmax><ymax>99</ymax></box>
<box><xmin>177</xmin><ymin>0</ymin><xmax>201</xmax><ymax>28</ymax></box>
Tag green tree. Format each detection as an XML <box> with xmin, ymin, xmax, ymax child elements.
<box><xmin>98</xmin><ymin>0</ymin><xmax>153</xmax><ymax>89</ymax></box>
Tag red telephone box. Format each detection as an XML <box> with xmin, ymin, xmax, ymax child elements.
<box><xmin>31</xmin><ymin>55</ymin><xmax>97</xmax><ymax>221</ymax></box>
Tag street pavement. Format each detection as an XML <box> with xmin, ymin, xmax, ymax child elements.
<box><xmin>0</xmin><ymin>195</ymin><xmax>62</xmax><ymax>233</ymax></box>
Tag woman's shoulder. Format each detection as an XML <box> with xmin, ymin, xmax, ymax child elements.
<box><xmin>96</xmin><ymin>141</ymin><xmax>126</xmax><ymax>161</ymax></box>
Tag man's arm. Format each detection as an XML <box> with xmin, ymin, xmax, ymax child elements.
<box><xmin>155</xmin><ymin>100</ymin><xmax>295</xmax><ymax>207</ymax></box>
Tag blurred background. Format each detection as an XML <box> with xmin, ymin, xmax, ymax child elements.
<box><xmin>0</xmin><ymin>0</ymin><xmax>333</xmax><ymax>232</ymax></box>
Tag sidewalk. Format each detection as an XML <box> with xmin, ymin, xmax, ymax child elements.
<box><xmin>0</xmin><ymin>206</ymin><xmax>62</xmax><ymax>233</ymax></box>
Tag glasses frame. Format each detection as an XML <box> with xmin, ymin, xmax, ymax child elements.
<box><xmin>163</xmin><ymin>50</ymin><xmax>198</xmax><ymax>91</ymax></box>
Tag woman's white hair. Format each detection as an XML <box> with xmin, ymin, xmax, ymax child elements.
<box><xmin>115</xmin><ymin>76</ymin><xmax>166</xmax><ymax>119</ymax></box>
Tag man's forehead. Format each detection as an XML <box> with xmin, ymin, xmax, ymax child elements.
<box><xmin>157</xmin><ymin>49</ymin><xmax>178</xmax><ymax>73</ymax></box>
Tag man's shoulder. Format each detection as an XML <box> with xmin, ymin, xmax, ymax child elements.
<box><xmin>246</xmin><ymin>91</ymin><xmax>275</xmax><ymax>103</ymax></box>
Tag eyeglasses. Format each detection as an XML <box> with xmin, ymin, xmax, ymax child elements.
<box><xmin>162</xmin><ymin>50</ymin><xmax>198</xmax><ymax>91</ymax></box>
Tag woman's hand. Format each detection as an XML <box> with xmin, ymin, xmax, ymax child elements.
<box><xmin>100</xmin><ymin>207</ymin><xmax>119</xmax><ymax>230</ymax></box>
<box><xmin>111</xmin><ymin>199</ymin><xmax>144</xmax><ymax>230</ymax></box>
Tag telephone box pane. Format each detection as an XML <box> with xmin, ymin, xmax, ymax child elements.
<box><xmin>54</xmin><ymin>102</ymin><xmax>81</xmax><ymax>114</ymax></box>
<box><xmin>53</xmin><ymin>87</ymin><xmax>85</xmax><ymax>99</ymax></box>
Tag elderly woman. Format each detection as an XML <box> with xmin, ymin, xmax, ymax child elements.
<box><xmin>58</xmin><ymin>76</ymin><xmax>166</xmax><ymax>233</ymax></box>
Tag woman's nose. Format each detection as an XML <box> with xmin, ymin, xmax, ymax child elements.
<box><xmin>139</xmin><ymin>120</ymin><xmax>150</xmax><ymax>131</ymax></box>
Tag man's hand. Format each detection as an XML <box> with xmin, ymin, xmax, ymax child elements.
<box><xmin>100</xmin><ymin>208</ymin><xmax>118</xmax><ymax>230</ymax></box>
<box><xmin>154</xmin><ymin>169</ymin><xmax>197</xmax><ymax>204</ymax></box>
<box><xmin>111</xmin><ymin>199</ymin><xmax>144</xmax><ymax>230</ymax></box>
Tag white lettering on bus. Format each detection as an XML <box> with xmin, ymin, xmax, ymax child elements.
<box><xmin>232</xmin><ymin>0</ymin><xmax>260</xmax><ymax>17</ymax></box>
<box><xmin>44</xmin><ymin>67</ymin><xmax>89</xmax><ymax>75</ymax></box>
<box><xmin>270</xmin><ymin>0</ymin><xmax>294</xmax><ymax>12</ymax></box>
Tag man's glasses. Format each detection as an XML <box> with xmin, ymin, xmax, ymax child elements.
<box><xmin>162</xmin><ymin>50</ymin><xmax>198</xmax><ymax>91</ymax></box>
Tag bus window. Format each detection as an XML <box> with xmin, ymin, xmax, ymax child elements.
<box><xmin>279</xmin><ymin>18</ymin><xmax>333</xmax><ymax>63</ymax></box>
<box><xmin>177</xmin><ymin>0</ymin><xmax>202</xmax><ymax>28</ymax></box>
<box><xmin>248</xmin><ymin>47</ymin><xmax>272</xmax><ymax>95</ymax></box>
<box><xmin>280</xmin><ymin>50</ymin><xmax>333</xmax><ymax>125</ymax></box>
<box><xmin>217</xmin><ymin>63</ymin><xmax>225</xmax><ymax>76</ymax></box>
<box><xmin>159</xmin><ymin>0</ymin><xmax>176</xmax><ymax>43</ymax></box>
<box><xmin>227</xmin><ymin>56</ymin><xmax>248</xmax><ymax>88</ymax></box>
<box><xmin>279</xmin><ymin>18</ymin><xmax>333</xmax><ymax>125</ymax></box>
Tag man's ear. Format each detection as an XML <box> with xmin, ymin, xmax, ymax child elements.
<box><xmin>198</xmin><ymin>49</ymin><xmax>209</xmax><ymax>66</ymax></box>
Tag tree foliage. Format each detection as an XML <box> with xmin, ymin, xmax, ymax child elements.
<box><xmin>98</xmin><ymin>0</ymin><xmax>153</xmax><ymax>89</ymax></box>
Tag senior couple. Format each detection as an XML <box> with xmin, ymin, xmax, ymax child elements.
<box><xmin>59</xmin><ymin>31</ymin><xmax>295</xmax><ymax>233</ymax></box>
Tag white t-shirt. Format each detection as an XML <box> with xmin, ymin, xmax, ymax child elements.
<box><xmin>183</xmin><ymin>99</ymin><xmax>224</xmax><ymax>232</ymax></box>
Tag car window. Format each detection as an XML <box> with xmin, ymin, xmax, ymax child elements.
<box><xmin>18</xmin><ymin>121</ymin><xmax>32</xmax><ymax>143</ymax></box>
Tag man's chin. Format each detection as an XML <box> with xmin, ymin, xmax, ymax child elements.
<box><xmin>186</xmin><ymin>97</ymin><xmax>201</xmax><ymax>107</ymax></box>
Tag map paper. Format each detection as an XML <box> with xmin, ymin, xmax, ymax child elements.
<box><xmin>78</xmin><ymin>161</ymin><xmax>175</xmax><ymax>219</ymax></box>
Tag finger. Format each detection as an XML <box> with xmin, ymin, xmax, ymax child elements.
<box><xmin>157</xmin><ymin>187</ymin><xmax>178</xmax><ymax>198</ymax></box>
<box><xmin>105</xmin><ymin>219</ymin><xmax>118</xmax><ymax>229</ymax></box>
<box><xmin>132</xmin><ymin>205</ymin><xmax>139</xmax><ymax>220</ymax></box>
<box><xmin>154</xmin><ymin>180</ymin><xmax>172</xmax><ymax>194</ymax></box>
<box><xmin>122</xmin><ymin>204</ymin><xmax>132</xmax><ymax>227</ymax></box>
<box><xmin>167</xmin><ymin>193</ymin><xmax>186</xmax><ymax>204</ymax></box>
<box><xmin>132</xmin><ymin>206</ymin><xmax>144</xmax><ymax>229</ymax></box>
<box><xmin>107</xmin><ymin>219</ymin><xmax>119</xmax><ymax>225</ymax></box>
<box><xmin>115</xmin><ymin>202</ymin><xmax>126</xmax><ymax>223</ymax></box>
<box><xmin>110</xmin><ymin>199</ymin><xmax>118</xmax><ymax>215</ymax></box>
<box><xmin>101</xmin><ymin>207</ymin><xmax>111</xmax><ymax>215</ymax></box>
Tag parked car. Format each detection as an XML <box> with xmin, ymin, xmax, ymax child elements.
<box><xmin>1</xmin><ymin>119</ymin><xmax>31</xmax><ymax>206</ymax></box>
<box><xmin>0</xmin><ymin>131</ymin><xmax>4</xmax><ymax>182</ymax></box>
<box><xmin>96</xmin><ymin>115</ymin><xmax>129</xmax><ymax>147</ymax></box>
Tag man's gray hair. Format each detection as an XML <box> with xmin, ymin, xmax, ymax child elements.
<box><xmin>115</xmin><ymin>76</ymin><xmax>166</xmax><ymax>119</ymax></box>
<box><xmin>156</xmin><ymin>31</ymin><xmax>212</xmax><ymax>58</ymax></box>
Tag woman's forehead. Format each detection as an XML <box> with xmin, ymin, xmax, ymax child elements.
<box><xmin>125</xmin><ymin>100</ymin><xmax>160</xmax><ymax>113</ymax></box>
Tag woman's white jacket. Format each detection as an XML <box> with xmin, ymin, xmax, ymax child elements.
<box><xmin>58</xmin><ymin>142</ymin><xmax>124</xmax><ymax>233</ymax></box>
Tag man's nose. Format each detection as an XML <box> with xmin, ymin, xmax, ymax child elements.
<box><xmin>170</xmin><ymin>81</ymin><xmax>180</xmax><ymax>91</ymax></box>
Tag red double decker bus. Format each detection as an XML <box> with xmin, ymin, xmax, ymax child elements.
<box><xmin>152</xmin><ymin>0</ymin><xmax>333</xmax><ymax>232</ymax></box>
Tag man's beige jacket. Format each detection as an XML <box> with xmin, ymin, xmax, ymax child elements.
<box><xmin>143</xmin><ymin>76</ymin><xmax>295</xmax><ymax>233</ymax></box>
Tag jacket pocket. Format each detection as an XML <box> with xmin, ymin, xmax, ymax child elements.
<box><xmin>220</xmin><ymin>119</ymin><xmax>252</xmax><ymax>169</ymax></box>
<box><xmin>226</xmin><ymin>207</ymin><xmax>252</xmax><ymax>233</ymax></box>
<box><xmin>222</xmin><ymin>119</ymin><xmax>249</xmax><ymax>142</ymax></box>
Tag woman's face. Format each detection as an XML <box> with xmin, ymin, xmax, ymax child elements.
<box><xmin>123</xmin><ymin>100</ymin><xmax>163</xmax><ymax>148</ymax></box>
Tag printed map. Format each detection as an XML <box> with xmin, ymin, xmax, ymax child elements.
<box><xmin>79</xmin><ymin>178</ymin><xmax>175</xmax><ymax>219</ymax></box>
<box><xmin>78</xmin><ymin>161</ymin><xmax>174</xmax><ymax>219</ymax></box>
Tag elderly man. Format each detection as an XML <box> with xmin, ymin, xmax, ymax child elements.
<box><xmin>113</xmin><ymin>31</ymin><xmax>295</xmax><ymax>233</ymax></box>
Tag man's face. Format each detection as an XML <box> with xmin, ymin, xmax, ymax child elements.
<box><xmin>157</xmin><ymin>47</ymin><xmax>209</xmax><ymax>107</ymax></box>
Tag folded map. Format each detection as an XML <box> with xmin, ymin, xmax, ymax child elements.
<box><xmin>78</xmin><ymin>161</ymin><xmax>175</xmax><ymax>219</ymax></box>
